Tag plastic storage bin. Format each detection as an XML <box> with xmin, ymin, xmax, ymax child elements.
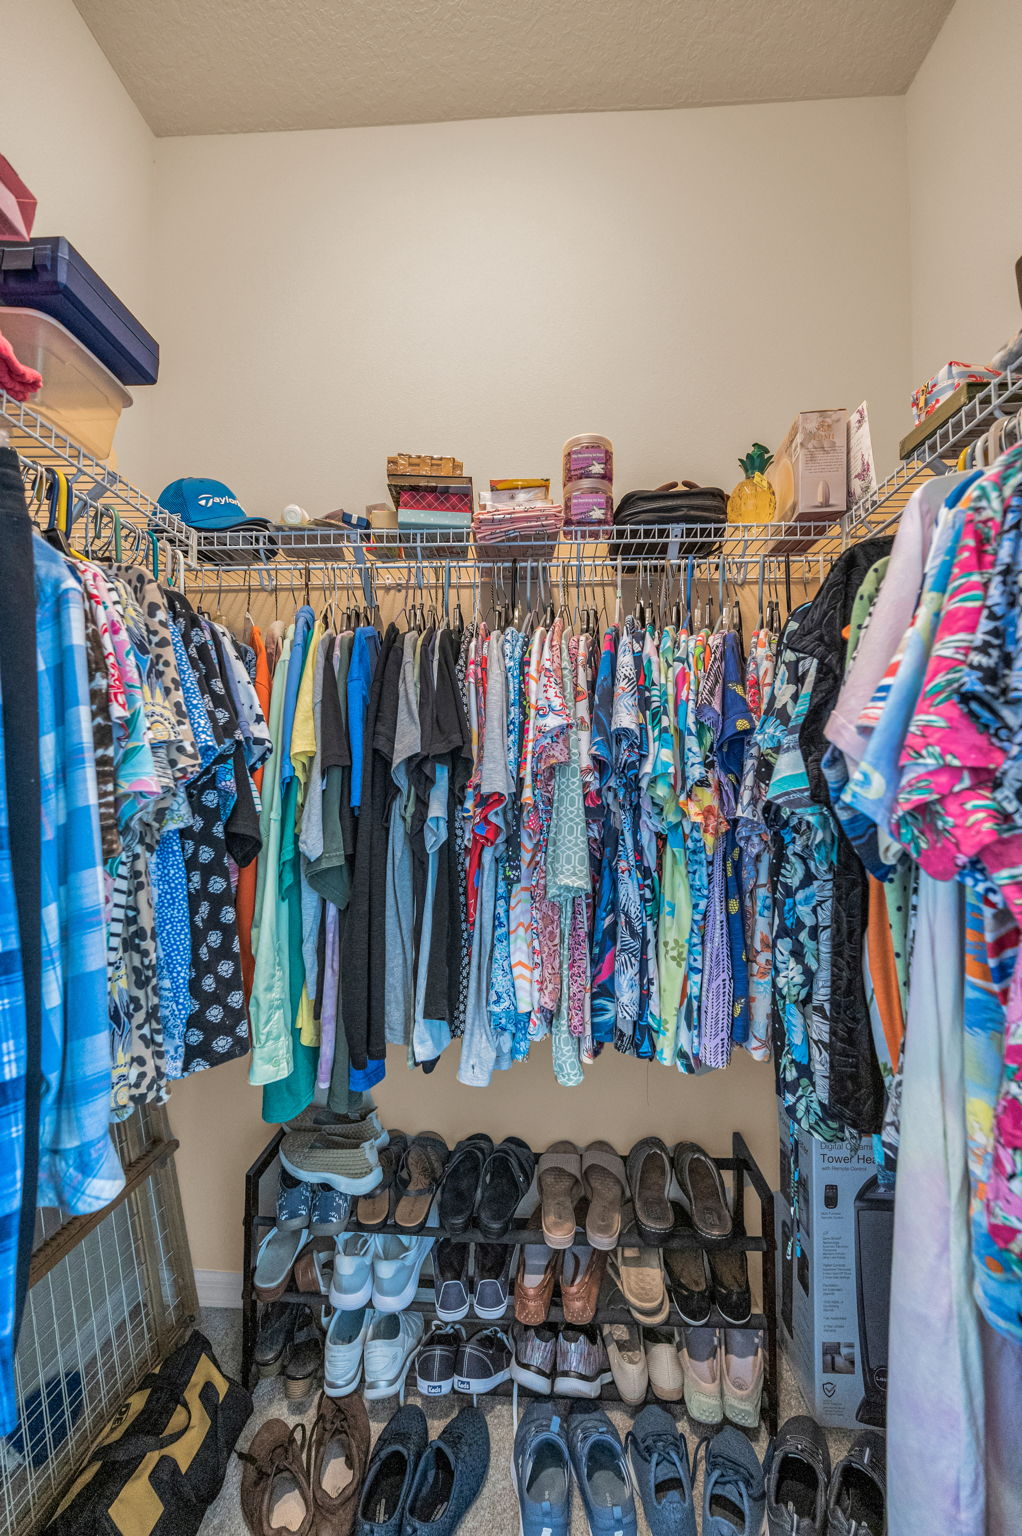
<box><xmin>0</xmin><ymin>307</ymin><xmax>131</xmax><ymax>460</ymax></box>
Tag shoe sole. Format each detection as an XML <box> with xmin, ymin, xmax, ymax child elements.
<box><xmin>472</xmin><ymin>1298</ymin><xmax>510</xmax><ymax>1322</ymax></box>
<box><xmin>551</xmin><ymin>1370</ymin><xmax>612</xmax><ymax>1398</ymax></box>
<box><xmin>364</xmin><ymin>1350</ymin><xmax>416</xmax><ymax>1400</ymax></box>
<box><xmin>323</xmin><ymin>1371</ymin><xmax>362</xmax><ymax>1397</ymax></box>
<box><xmin>310</xmin><ymin>1221</ymin><xmax>349</xmax><ymax>1237</ymax></box>
<box><xmin>284</xmin><ymin>1372</ymin><xmax>319</xmax><ymax>1400</ymax></box>
<box><xmin>435</xmin><ymin>1300</ymin><xmax>471</xmax><ymax>1323</ymax></box>
<box><xmin>455</xmin><ymin>1366</ymin><xmax>511</xmax><ymax>1393</ymax></box>
<box><xmin>510</xmin><ymin>1363</ymin><xmax>553</xmax><ymax>1395</ymax></box>
<box><xmin>255</xmin><ymin>1355</ymin><xmax>286</xmax><ymax>1379</ymax></box>
<box><xmin>276</xmin><ymin>1215</ymin><xmax>311</xmax><ymax>1232</ymax></box>
<box><xmin>279</xmin><ymin>1146</ymin><xmax>383</xmax><ymax>1195</ymax></box>
<box><xmin>328</xmin><ymin>1274</ymin><xmax>373</xmax><ymax>1311</ymax></box>
<box><xmin>372</xmin><ymin>1248</ymin><xmax>433</xmax><ymax>1313</ymax></box>
<box><xmin>416</xmin><ymin>1373</ymin><xmax>455</xmax><ymax>1397</ymax></box>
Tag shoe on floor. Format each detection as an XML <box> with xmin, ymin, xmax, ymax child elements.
<box><xmin>401</xmin><ymin>1406</ymin><xmax>490</xmax><ymax>1536</ymax></box>
<box><xmin>601</xmin><ymin>1321</ymin><xmax>648</xmax><ymax>1405</ymax></box>
<box><xmin>371</xmin><ymin>1235</ymin><xmax>434</xmax><ymax>1312</ymax></box>
<box><xmin>553</xmin><ymin>1323</ymin><xmax>612</xmax><ymax>1398</ymax></box>
<box><xmin>278</xmin><ymin>1169</ymin><xmax>314</xmax><ymax>1230</ymax></box>
<box><xmin>354</xmin><ymin>1402</ymin><xmax>428</xmax><ymax>1535</ymax></box>
<box><xmin>473</xmin><ymin>1242</ymin><xmax>514</xmax><ymax>1319</ymax></box>
<box><xmin>307</xmin><ymin>1389</ymin><xmax>370</xmax><ymax>1536</ymax></box>
<box><xmin>415</xmin><ymin>1323</ymin><xmax>464</xmax><ymax>1398</ymax></box>
<box><xmin>254</xmin><ymin>1300</ymin><xmax>300</xmax><ymax>1377</ymax></box>
<box><xmin>311</xmin><ymin>1185</ymin><xmax>351</xmax><ymax>1237</ymax></box>
<box><xmin>680</xmin><ymin>1326</ymin><xmax>722</xmax><ymax>1425</ymax></box>
<box><xmin>765</xmin><ymin>1415</ymin><xmax>830</xmax><ymax>1536</ymax></box>
<box><xmin>434</xmin><ymin>1240</ymin><xmax>471</xmax><ymax>1322</ymax></box>
<box><xmin>324</xmin><ymin>1306</ymin><xmax>374</xmax><ymax>1397</ymax></box>
<box><xmin>476</xmin><ymin>1137</ymin><xmax>536</xmax><ymax>1240</ymax></box>
<box><xmin>362</xmin><ymin>1310</ymin><xmax>424</xmax><ymax>1400</ymax></box>
<box><xmin>721</xmin><ymin>1329</ymin><xmax>764</xmax><ymax>1429</ymax></box>
<box><xmin>566</xmin><ymin>1403</ymin><xmax>637</xmax><ymax>1536</ymax></box>
<box><xmin>826</xmin><ymin>1430</ymin><xmax>885</xmax><ymax>1536</ymax></box>
<box><xmin>701</xmin><ymin>1425</ymin><xmax>765</xmax><ymax>1536</ymax></box>
<box><xmin>330</xmin><ymin>1232</ymin><xmax>377</xmax><ymax>1311</ymax></box>
<box><xmin>510</xmin><ymin>1321</ymin><xmax>557</xmax><ymax>1396</ymax></box>
<box><xmin>645</xmin><ymin>1327</ymin><xmax>685</xmax><ymax>1402</ymax></box>
<box><xmin>438</xmin><ymin>1133</ymin><xmax>493</xmax><ymax>1234</ymax></box>
<box><xmin>454</xmin><ymin>1327</ymin><xmax>512</xmax><ymax>1394</ymax></box>
<box><xmin>254</xmin><ymin>1225</ymin><xmax>310</xmax><ymax>1302</ymax></box>
<box><xmin>514</xmin><ymin>1401</ymin><xmax>573</xmax><ymax>1536</ymax></box>
<box><xmin>240</xmin><ymin>1419</ymin><xmax>314</xmax><ymax>1536</ymax></box>
<box><xmin>627</xmin><ymin>1403</ymin><xmax>697</xmax><ymax>1536</ymax></box>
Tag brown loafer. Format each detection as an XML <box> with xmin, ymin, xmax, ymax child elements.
<box><xmin>560</xmin><ymin>1244</ymin><xmax>608</xmax><ymax>1325</ymax></box>
<box><xmin>240</xmin><ymin>1420</ymin><xmax>314</xmax><ymax>1536</ymax></box>
<box><xmin>514</xmin><ymin>1243</ymin><xmax>561</xmax><ymax>1325</ymax></box>
<box><xmin>307</xmin><ymin>1391</ymin><xmax>370</xmax><ymax>1536</ymax></box>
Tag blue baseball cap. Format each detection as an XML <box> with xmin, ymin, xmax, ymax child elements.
<box><xmin>158</xmin><ymin>477</ymin><xmax>272</xmax><ymax>530</ymax></box>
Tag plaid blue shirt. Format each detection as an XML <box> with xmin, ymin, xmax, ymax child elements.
<box><xmin>0</xmin><ymin>660</ymin><xmax>27</xmax><ymax>1435</ymax></box>
<box><xmin>33</xmin><ymin>541</ymin><xmax>124</xmax><ymax>1214</ymax></box>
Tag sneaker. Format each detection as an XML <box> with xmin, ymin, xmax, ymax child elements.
<box><xmin>324</xmin><ymin>1305</ymin><xmax>373</xmax><ymax>1396</ymax></box>
<box><xmin>566</xmin><ymin>1404</ymin><xmax>637</xmax><ymax>1536</ymax></box>
<box><xmin>311</xmin><ymin>1186</ymin><xmax>351</xmax><ymax>1236</ymax></box>
<box><xmin>765</xmin><ymin>1415</ymin><xmax>829</xmax><ymax>1536</ymax></box>
<box><xmin>645</xmin><ymin>1327</ymin><xmax>684</xmax><ymax>1402</ymax></box>
<box><xmin>826</xmin><ymin>1430</ymin><xmax>885</xmax><ymax>1536</ymax></box>
<box><xmin>721</xmin><ymin>1329</ymin><xmax>764</xmax><ymax>1429</ymax></box>
<box><xmin>454</xmin><ymin>1327</ymin><xmax>512</xmax><ymax>1394</ymax></box>
<box><xmin>279</xmin><ymin>1130</ymin><xmax>382</xmax><ymax>1194</ymax></box>
<box><xmin>372</xmin><ymin>1235</ymin><xmax>435</xmax><ymax>1312</ymax></box>
<box><xmin>680</xmin><ymin>1326</ymin><xmax>723</xmax><ymax>1425</ymax></box>
<box><xmin>701</xmin><ymin>1425</ymin><xmax>765</xmax><ymax>1536</ymax></box>
<box><xmin>277</xmin><ymin>1169</ymin><xmax>314</xmax><ymax>1230</ymax></box>
<box><xmin>601</xmin><ymin>1321</ymin><xmax>648</xmax><ymax>1406</ymax></box>
<box><xmin>356</xmin><ymin>1402</ymin><xmax>428</xmax><ymax>1530</ymax></box>
<box><xmin>415</xmin><ymin>1323</ymin><xmax>464</xmax><ymax>1398</ymax></box>
<box><xmin>473</xmin><ymin>1243</ymin><xmax>513</xmax><ymax>1319</ymax></box>
<box><xmin>627</xmin><ymin>1403</ymin><xmax>697</xmax><ymax>1536</ymax></box>
<box><xmin>285</xmin><ymin>1105</ymin><xmax>388</xmax><ymax>1146</ymax></box>
<box><xmin>511</xmin><ymin>1321</ymin><xmax>558</xmax><ymax>1396</ymax></box>
<box><xmin>402</xmin><ymin>1406</ymin><xmax>490</xmax><ymax>1536</ymax></box>
<box><xmin>434</xmin><ymin>1241</ymin><xmax>471</xmax><ymax>1322</ymax></box>
<box><xmin>553</xmin><ymin>1324</ymin><xmax>612</xmax><ymax>1399</ymax></box>
<box><xmin>330</xmin><ymin>1232</ymin><xmax>376</xmax><ymax>1311</ymax></box>
<box><xmin>363</xmin><ymin>1310</ymin><xmax>425</xmax><ymax>1400</ymax></box>
<box><xmin>514</xmin><ymin>1401</ymin><xmax>572</xmax><ymax>1536</ymax></box>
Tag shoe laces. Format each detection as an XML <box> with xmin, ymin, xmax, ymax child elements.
<box><xmin>238</xmin><ymin>1421</ymin><xmax>309</xmax><ymax>1479</ymax></box>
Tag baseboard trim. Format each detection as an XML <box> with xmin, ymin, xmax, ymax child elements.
<box><xmin>194</xmin><ymin>1269</ymin><xmax>243</xmax><ymax>1309</ymax></box>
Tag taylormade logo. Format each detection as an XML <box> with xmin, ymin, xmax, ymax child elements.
<box><xmin>197</xmin><ymin>493</ymin><xmax>241</xmax><ymax>508</ymax></box>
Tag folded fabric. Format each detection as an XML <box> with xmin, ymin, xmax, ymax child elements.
<box><xmin>0</xmin><ymin>326</ymin><xmax>43</xmax><ymax>401</ymax></box>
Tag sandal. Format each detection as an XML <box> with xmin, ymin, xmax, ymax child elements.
<box><xmin>477</xmin><ymin>1137</ymin><xmax>536</xmax><ymax>1241</ymax></box>
<box><xmin>608</xmin><ymin>1244</ymin><xmax>670</xmax><ymax>1327</ymax></box>
<box><xmin>581</xmin><ymin>1141</ymin><xmax>628</xmax><ymax>1250</ymax></box>
<box><xmin>673</xmin><ymin>1140</ymin><xmax>732</xmax><ymax>1239</ymax></box>
<box><xmin>393</xmin><ymin>1133</ymin><xmax>449</xmax><ymax>1232</ymax></box>
<box><xmin>626</xmin><ymin>1137</ymin><xmax>674</xmax><ymax>1245</ymax></box>
<box><xmin>438</xmin><ymin>1133</ymin><xmax>494</xmax><ymax>1235</ymax></box>
<box><xmin>355</xmin><ymin>1130</ymin><xmax>408</xmax><ymax>1230</ymax></box>
<box><xmin>538</xmin><ymin>1141</ymin><xmax>583</xmax><ymax>1249</ymax></box>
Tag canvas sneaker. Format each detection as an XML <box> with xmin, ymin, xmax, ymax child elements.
<box><xmin>310</xmin><ymin>1186</ymin><xmax>350</xmax><ymax>1236</ymax></box>
<box><xmin>454</xmin><ymin>1327</ymin><xmax>512</xmax><ymax>1394</ymax></box>
<box><xmin>473</xmin><ymin>1243</ymin><xmax>514</xmax><ymax>1319</ymax></box>
<box><xmin>434</xmin><ymin>1241</ymin><xmax>471</xmax><ymax>1323</ymax></box>
<box><xmin>276</xmin><ymin>1169</ymin><xmax>313</xmax><ymax>1230</ymax></box>
<box><xmin>415</xmin><ymin>1323</ymin><xmax>465</xmax><ymax>1398</ymax></box>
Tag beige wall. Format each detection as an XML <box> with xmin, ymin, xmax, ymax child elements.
<box><xmin>1</xmin><ymin>0</ymin><xmax>157</xmax><ymax>478</ymax></box>
<box><xmin>906</xmin><ymin>0</ymin><xmax>1022</xmax><ymax>380</ymax></box>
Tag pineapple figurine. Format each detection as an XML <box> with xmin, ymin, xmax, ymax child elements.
<box><xmin>728</xmin><ymin>442</ymin><xmax>776</xmax><ymax>525</ymax></box>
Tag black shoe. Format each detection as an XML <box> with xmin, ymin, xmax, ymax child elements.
<box><xmin>765</xmin><ymin>1415</ymin><xmax>830</xmax><ymax>1536</ymax></box>
<box><xmin>473</xmin><ymin>1243</ymin><xmax>514</xmax><ymax>1319</ymax></box>
<box><xmin>355</xmin><ymin>1402</ymin><xmax>428</xmax><ymax>1536</ymax></box>
<box><xmin>826</xmin><ymin>1430</ymin><xmax>885</xmax><ymax>1536</ymax></box>
<box><xmin>253</xmin><ymin>1300</ymin><xmax>300</xmax><ymax>1376</ymax></box>
<box><xmin>455</xmin><ymin>1327</ymin><xmax>513</xmax><ymax>1394</ymax></box>
<box><xmin>434</xmin><ymin>1241</ymin><xmax>471</xmax><ymax>1323</ymax></box>
<box><xmin>439</xmin><ymin>1134</ymin><xmax>493</xmax><ymax>1235</ymax></box>
<box><xmin>415</xmin><ymin>1323</ymin><xmax>464</xmax><ymax>1399</ymax></box>
<box><xmin>707</xmin><ymin>1245</ymin><xmax>752</xmax><ymax>1326</ymax></box>
<box><xmin>401</xmin><ymin>1406</ymin><xmax>490</xmax><ymax>1536</ymax></box>
<box><xmin>664</xmin><ymin>1210</ymin><xmax>712</xmax><ymax>1325</ymax></box>
<box><xmin>477</xmin><ymin>1138</ymin><xmax>535</xmax><ymax>1241</ymax></box>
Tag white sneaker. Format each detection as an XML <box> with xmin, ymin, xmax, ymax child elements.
<box><xmin>372</xmin><ymin>1235</ymin><xmax>435</xmax><ymax>1312</ymax></box>
<box><xmin>329</xmin><ymin>1232</ymin><xmax>376</xmax><ymax>1311</ymax></box>
<box><xmin>323</xmin><ymin>1305</ymin><xmax>374</xmax><ymax>1396</ymax></box>
<box><xmin>363</xmin><ymin>1310</ymin><xmax>424</xmax><ymax>1399</ymax></box>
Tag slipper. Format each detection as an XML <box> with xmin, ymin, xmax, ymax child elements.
<box><xmin>356</xmin><ymin>1131</ymin><xmax>408</xmax><ymax>1230</ymax></box>
<box><xmin>477</xmin><ymin>1138</ymin><xmax>536</xmax><ymax>1241</ymax></box>
<box><xmin>581</xmin><ymin>1142</ymin><xmax>628</xmax><ymax>1250</ymax></box>
<box><xmin>673</xmin><ymin>1141</ymin><xmax>732</xmax><ymax>1239</ymax></box>
<box><xmin>626</xmin><ymin>1137</ymin><xmax>674</xmax><ymax>1245</ymax></box>
<box><xmin>438</xmin><ymin>1133</ymin><xmax>494</xmax><ymax>1235</ymax></box>
<box><xmin>393</xmin><ymin>1133</ymin><xmax>449</xmax><ymax>1232</ymax></box>
<box><xmin>538</xmin><ymin>1141</ymin><xmax>583</xmax><ymax>1249</ymax></box>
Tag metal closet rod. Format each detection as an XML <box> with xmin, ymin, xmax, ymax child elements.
<box><xmin>188</xmin><ymin>552</ymin><xmax>828</xmax><ymax>585</ymax></box>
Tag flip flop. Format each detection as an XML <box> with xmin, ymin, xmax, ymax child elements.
<box><xmin>581</xmin><ymin>1142</ymin><xmax>628</xmax><ymax>1250</ymax></box>
<box><xmin>393</xmin><ymin>1133</ymin><xmax>449</xmax><ymax>1232</ymax></box>
<box><xmin>537</xmin><ymin>1141</ymin><xmax>583</xmax><ymax>1249</ymax></box>
<box><xmin>356</xmin><ymin>1131</ymin><xmax>408</xmax><ymax>1230</ymax></box>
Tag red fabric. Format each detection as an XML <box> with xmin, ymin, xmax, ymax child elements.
<box><xmin>0</xmin><ymin>328</ymin><xmax>42</xmax><ymax>402</ymax></box>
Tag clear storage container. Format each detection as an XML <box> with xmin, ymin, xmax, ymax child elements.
<box><xmin>0</xmin><ymin>306</ymin><xmax>132</xmax><ymax>459</ymax></box>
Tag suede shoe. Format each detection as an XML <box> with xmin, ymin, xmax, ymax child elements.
<box><xmin>701</xmin><ymin>1425</ymin><xmax>765</xmax><ymax>1536</ymax></box>
<box><xmin>355</xmin><ymin>1404</ymin><xmax>428</xmax><ymax>1536</ymax></box>
<box><xmin>826</xmin><ymin>1430</ymin><xmax>885</xmax><ymax>1536</ymax></box>
<box><xmin>514</xmin><ymin>1401</ymin><xmax>572</xmax><ymax>1536</ymax></box>
<box><xmin>627</xmin><ymin>1403</ymin><xmax>697</xmax><ymax>1536</ymax></box>
<box><xmin>401</xmin><ymin>1406</ymin><xmax>489</xmax><ymax>1535</ymax></box>
<box><xmin>241</xmin><ymin>1419</ymin><xmax>314</xmax><ymax>1536</ymax></box>
<box><xmin>566</xmin><ymin>1404</ymin><xmax>637</xmax><ymax>1536</ymax></box>
<box><xmin>765</xmin><ymin>1415</ymin><xmax>830</xmax><ymax>1536</ymax></box>
<box><xmin>307</xmin><ymin>1390</ymin><xmax>370</xmax><ymax>1536</ymax></box>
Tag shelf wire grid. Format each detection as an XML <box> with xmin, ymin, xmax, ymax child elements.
<box><xmin>1</xmin><ymin>1107</ymin><xmax>196</xmax><ymax>1536</ymax></box>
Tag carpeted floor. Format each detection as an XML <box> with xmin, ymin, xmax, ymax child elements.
<box><xmin>199</xmin><ymin>1307</ymin><xmax>855</xmax><ymax>1534</ymax></box>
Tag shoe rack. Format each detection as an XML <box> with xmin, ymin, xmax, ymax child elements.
<box><xmin>241</xmin><ymin>1130</ymin><xmax>778</xmax><ymax>1433</ymax></box>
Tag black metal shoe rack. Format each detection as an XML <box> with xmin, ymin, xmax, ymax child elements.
<box><xmin>241</xmin><ymin>1129</ymin><xmax>779</xmax><ymax>1434</ymax></box>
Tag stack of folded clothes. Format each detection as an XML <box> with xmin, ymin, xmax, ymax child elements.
<box><xmin>473</xmin><ymin>478</ymin><xmax>562</xmax><ymax>550</ymax></box>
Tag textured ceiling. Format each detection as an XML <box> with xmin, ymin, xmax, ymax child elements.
<box><xmin>73</xmin><ymin>0</ymin><xmax>952</xmax><ymax>137</ymax></box>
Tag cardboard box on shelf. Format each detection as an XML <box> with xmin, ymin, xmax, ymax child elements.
<box><xmin>767</xmin><ymin>407</ymin><xmax>848</xmax><ymax>554</ymax></box>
